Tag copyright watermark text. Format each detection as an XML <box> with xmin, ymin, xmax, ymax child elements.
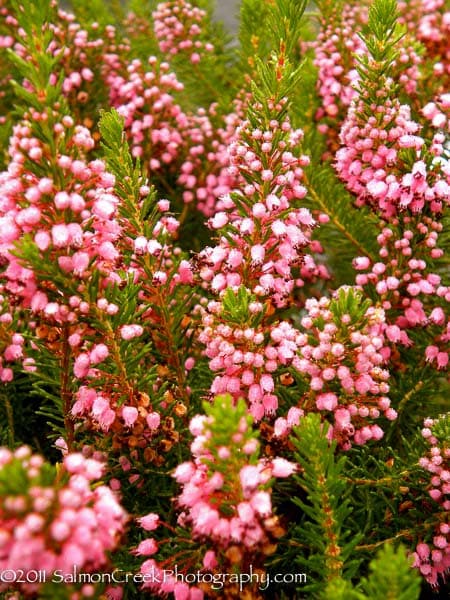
<box><xmin>1</xmin><ymin>565</ymin><xmax>307</xmax><ymax>591</ymax></box>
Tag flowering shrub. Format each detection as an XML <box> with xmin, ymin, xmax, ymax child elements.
<box><xmin>0</xmin><ymin>445</ymin><xmax>127</xmax><ymax>595</ymax></box>
<box><xmin>0</xmin><ymin>0</ymin><xmax>448</xmax><ymax>598</ymax></box>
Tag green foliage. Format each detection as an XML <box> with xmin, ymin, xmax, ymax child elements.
<box><xmin>99</xmin><ymin>109</ymin><xmax>147</xmax><ymax>215</ymax></box>
<box><xmin>429</xmin><ymin>412</ymin><xmax>450</xmax><ymax>447</ymax></box>
<box><xmin>360</xmin><ymin>543</ymin><xmax>421</xmax><ymax>600</ymax></box>
<box><xmin>289</xmin><ymin>414</ymin><xmax>362</xmax><ymax>594</ymax></box>
<box><xmin>0</xmin><ymin>451</ymin><xmax>56</xmax><ymax>496</ymax></box>
<box><xmin>363</xmin><ymin>0</ymin><xmax>404</xmax><ymax>56</ymax></box>
<box><xmin>356</xmin><ymin>0</ymin><xmax>406</xmax><ymax>97</ymax></box>
<box><xmin>240</xmin><ymin>0</ymin><xmax>306</xmax><ymax>68</ymax></box>
<box><xmin>268</xmin><ymin>0</ymin><xmax>308</xmax><ymax>59</ymax></box>
<box><xmin>313</xmin><ymin>0</ymin><xmax>346</xmax><ymax>21</ymax></box>
<box><xmin>343</xmin><ymin>442</ymin><xmax>422</xmax><ymax>550</ymax></box>
<box><xmin>302</xmin><ymin>150</ymin><xmax>380</xmax><ymax>285</ymax></box>
<box><xmin>321</xmin><ymin>578</ymin><xmax>366</xmax><ymax>600</ymax></box>
<box><xmin>99</xmin><ymin>108</ymin><xmax>201</xmax><ymax>411</ymax></box>
<box><xmin>201</xmin><ymin>394</ymin><xmax>256</xmax><ymax>463</ymax></box>
<box><xmin>8</xmin><ymin>0</ymin><xmax>62</xmax><ymax>104</ymax></box>
<box><xmin>67</xmin><ymin>0</ymin><xmax>124</xmax><ymax>25</ymax></box>
<box><xmin>329</xmin><ymin>286</ymin><xmax>371</xmax><ymax>326</ymax></box>
<box><xmin>321</xmin><ymin>543</ymin><xmax>421</xmax><ymax>600</ymax></box>
<box><xmin>239</xmin><ymin>0</ymin><xmax>273</xmax><ymax>62</ymax></box>
<box><xmin>221</xmin><ymin>285</ymin><xmax>264</xmax><ymax>327</ymax></box>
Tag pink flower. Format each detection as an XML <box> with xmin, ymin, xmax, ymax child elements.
<box><xmin>120</xmin><ymin>325</ymin><xmax>144</xmax><ymax>340</ymax></box>
<box><xmin>146</xmin><ymin>412</ymin><xmax>161</xmax><ymax>430</ymax></box>
<box><xmin>210</xmin><ymin>212</ymin><xmax>228</xmax><ymax>229</ymax></box>
<box><xmin>316</xmin><ymin>392</ymin><xmax>338</xmax><ymax>411</ymax></box>
<box><xmin>138</xmin><ymin>513</ymin><xmax>160</xmax><ymax>531</ymax></box>
<box><xmin>425</xmin><ymin>346</ymin><xmax>439</xmax><ymax>363</ymax></box>
<box><xmin>271</xmin><ymin>458</ymin><xmax>296</xmax><ymax>477</ymax></box>
<box><xmin>173</xmin><ymin>462</ymin><xmax>195</xmax><ymax>484</ymax></box>
<box><xmin>367</xmin><ymin>180</ymin><xmax>388</xmax><ymax>198</ymax></box>
<box><xmin>436</xmin><ymin>352</ymin><xmax>448</xmax><ymax>369</ymax></box>
<box><xmin>260</xmin><ymin>374</ymin><xmax>274</xmax><ymax>392</ymax></box>
<box><xmin>73</xmin><ymin>354</ymin><xmax>90</xmax><ymax>378</ymax></box>
<box><xmin>135</xmin><ymin>539</ymin><xmax>158</xmax><ymax>556</ymax></box>
<box><xmin>121</xmin><ymin>406</ymin><xmax>138</xmax><ymax>427</ymax></box>
<box><xmin>52</xmin><ymin>224</ymin><xmax>70</xmax><ymax>247</ymax></box>
<box><xmin>250</xmin><ymin>244</ymin><xmax>265</xmax><ymax>264</ymax></box>
<box><xmin>98</xmin><ymin>241</ymin><xmax>119</xmax><ymax>261</ymax></box>
<box><xmin>34</xmin><ymin>231</ymin><xmax>51</xmax><ymax>251</ymax></box>
<box><xmin>237</xmin><ymin>502</ymin><xmax>255</xmax><ymax>523</ymax></box>
<box><xmin>203</xmin><ymin>549</ymin><xmax>218</xmax><ymax>569</ymax></box>
<box><xmin>240</xmin><ymin>465</ymin><xmax>261</xmax><ymax>490</ymax></box>
<box><xmin>250</xmin><ymin>491</ymin><xmax>272</xmax><ymax>516</ymax></box>
<box><xmin>89</xmin><ymin>344</ymin><xmax>109</xmax><ymax>364</ymax></box>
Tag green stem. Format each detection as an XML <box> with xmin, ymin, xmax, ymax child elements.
<box><xmin>345</xmin><ymin>470</ymin><xmax>412</xmax><ymax>486</ymax></box>
<box><xmin>397</xmin><ymin>380</ymin><xmax>424</xmax><ymax>415</ymax></box>
<box><xmin>1</xmin><ymin>393</ymin><xmax>15</xmax><ymax>446</ymax></box>
<box><xmin>355</xmin><ymin>529</ymin><xmax>413</xmax><ymax>551</ymax></box>
<box><xmin>99</xmin><ymin>314</ymin><xmax>136</xmax><ymax>401</ymax></box>
<box><xmin>320</xmin><ymin>484</ymin><xmax>344</xmax><ymax>581</ymax></box>
<box><xmin>155</xmin><ymin>289</ymin><xmax>192</xmax><ymax>409</ymax></box>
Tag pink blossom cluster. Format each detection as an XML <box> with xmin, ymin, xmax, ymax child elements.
<box><xmin>174</xmin><ymin>405</ymin><xmax>295</xmax><ymax>547</ymax></box>
<box><xmin>176</xmin><ymin>103</ymin><xmax>239</xmax><ymax>215</ymax></box>
<box><xmin>48</xmin><ymin>8</ymin><xmax>118</xmax><ymax>103</ymax></box>
<box><xmin>106</xmin><ymin>54</ymin><xmax>238</xmax><ymax>216</ymax></box>
<box><xmin>311</xmin><ymin>1</ymin><xmax>423</xmax><ymax>153</ymax></box>
<box><xmin>0</xmin><ymin>445</ymin><xmax>126</xmax><ymax>594</ymax></box>
<box><xmin>411</xmin><ymin>415</ymin><xmax>450</xmax><ymax>586</ymax></box>
<box><xmin>333</xmin><ymin>23</ymin><xmax>450</xmax><ymax>369</ymax></box>
<box><xmin>352</xmin><ymin>223</ymin><xmax>450</xmax><ymax>370</ymax></box>
<box><xmin>398</xmin><ymin>0</ymin><xmax>450</xmax><ymax>88</ymax></box>
<box><xmin>138</xmin><ymin>396</ymin><xmax>295</xmax><ymax>598</ymax></box>
<box><xmin>422</xmin><ymin>92</ymin><xmax>450</xmax><ymax>132</ymax></box>
<box><xmin>288</xmin><ymin>287</ymin><xmax>396</xmax><ymax>449</ymax></box>
<box><xmin>0</xmin><ymin>308</ymin><xmax>32</xmax><ymax>382</ymax></box>
<box><xmin>0</xmin><ymin>115</ymin><xmax>122</xmax><ymax>323</ymax></box>
<box><xmin>312</xmin><ymin>2</ymin><xmax>367</xmax><ymax>133</ymax></box>
<box><xmin>197</xmin><ymin>102</ymin><xmax>325</xmax><ymax>302</ymax></box>
<box><xmin>199</xmin><ymin>304</ymin><xmax>304</xmax><ymax>420</ymax></box>
<box><xmin>335</xmin><ymin>55</ymin><xmax>450</xmax><ymax>370</ymax></box>
<box><xmin>195</xmin><ymin>100</ymin><xmax>330</xmax><ymax>417</ymax></box>
<box><xmin>107</xmin><ymin>56</ymin><xmax>186</xmax><ymax>164</ymax></box>
<box><xmin>66</xmin><ymin>194</ymin><xmax>198</xmax><ymax>472</ymax></box>
<box><xmin>0</xmin><ymin>2</ymin><xmax>124</xmax><ymax>129</ymax></box>
<box><xmin>152</xmin><ymin>0</ymin><xmax>214</xmax><ymax>64</ymax></box>
<box><xmin>336</xmin><ymin>93</ymin><xmax>450</xmax><ymax>218</ymax></box>
<box><xmin>0</xmin><ymin>85</ymin><xmax>195</xmax><ymax>464</ymax></box>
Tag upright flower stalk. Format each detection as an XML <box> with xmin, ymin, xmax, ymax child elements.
<box><xmin>138</xmin><ymin>395</ymin><xmax>295</xmax><ymax>599</ymax></box>
<box><xmin>196</xmin><ymin>49</ymin><xmax>328</xmax><ymax>419</ymax></box>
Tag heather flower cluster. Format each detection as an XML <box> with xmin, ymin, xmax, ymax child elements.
<box><xmin>138</xmin><ymin>395</ymin><xmax>295</xmax><ymax>599</ymax></box>
<box><xmin>0</xmin><ymin>115</ymin><xmax>123</xmax><ymax>316</ymax></box>
<box><xmin>106</xmin><ymin>54</ymin><xmax>237</xmax><ymax>216</ymax></box>
<box><xmin>152</xmin><ymin>0</ymin><xmax>214</xmax><ymax>64</ymax></box>
<box><xmin>332</xmin><ymin>2</ymin><xmax>450</xmax><ymax>384</ymax></box>
<box><xmin>336</xmin><ymin>95</ymin><xmax>450</xmax><ymax>217</ymax></box>
<box><xmin>282</xmin><ymin>287</ymin><xmax>395</xmax><ymax>448</ymax></box>
<box><xmin>311</xmin><ymin>0</ymin><xmax>448</xmax><ymax>152</ymax></box>
<box><xmin>0</xmin><ymin>445</ymin><xmax>127</xmax><ymax>595</ymax></box>
<box><xmin>195</xmin><ymin>85</ymin><xmax>330</xmax><ymax>419</ymax></box>
<box><xmin>197</xmin><ymin>94</ymin><xmax>326</xmax><ymax>300</ymax></box>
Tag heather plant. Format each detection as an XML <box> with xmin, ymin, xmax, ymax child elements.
<box><xmin>0</xmin><ymin>0</ymin><xmax>448</xmax><ymax>599</ymax></box>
